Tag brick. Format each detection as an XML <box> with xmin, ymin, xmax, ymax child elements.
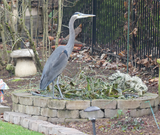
<box><xmin>19</xmin><ymin>96</ymin><xmax>33</xmax><ymax>106</ymax></box>
<box><xmin>41</xmin><ymin>108</ymin><xmax>57</xmax><ymax>117</ymax></box>
<box><xmin>28</xmin><ymin>119</ymin><xmax>48</xmax><ymax>132</ymax></box>
<box><xmin>65</xmin><ymin>119</ymin><xmax>88</xmax><ymax>123</ymax></box>
<box><xmin>32</xmin><ymin>116</ymin><xmax>48</xmax><ymax>121</ymax></box>
<box><xmin>12</xmin><ymin>103</ymin><xmax>18</xmax><ymax>112</ymax></box>
<box><xmin>26</xmin><ymin>106</ymin><xmax>40</xmax><ymax>115</ymax></box>
<box><xmin>9</xmin><ymin>112</ymin><xmax>30</xmax><ymax>125</ymax></box>
<box><xmin>12</xmin><ymin>94</ymin><xmax>19</xmax><ymax>103</ymax></box>
<box><xmin>154</xmin><ymin>96</ymin><xmax>159</xmax><ymax>106</ymax></box>
<box><xmin>4</xmin><ymin>112</ymin><xmax>11</xmax><ymax>122</ymax></box>
<box><xmin>140</xmin><ymin>99</ymin><xmax>154</xmax><ymax>108</ymax></box>
<box><xmin>57</xmin><ymin>110</ymin><xmax>79</xmax><ymax>119</ymax></box>
<box><xmin>12</xmin><ymin>93</ymin><xmax>32</xmax><ymax>104</ymax></box>
<box><xmin>48</xmin><ymin>118</ymin><xmax>65</xmax><ymax>123</ymax></box>
<box><xmin>130</xmin><ymin>109</ymin><xmax>151</xmax><ymax>117</ymax></box>
<box><xmin>105</xmin><ymin>109</ymin><xmax>119</xmax><ymax>118</ymax></box>
<box><xmin>92</xmin><ymin>99</ymin><xmax>117</xmax><ymax>109</ymax></box>
<box><xmin>0</xmin><ymin>105</ymin><xmax>10</xmax><ymax>114</ymax></box>
<box><xmin>129</xmin><ymin>106</ymin><xmax>158</xmax><ymax>117</ymax></box>
<box><xmin>33</xmin><ymin>97</ymin><xmax>49</xmax><ymax>107</ymax></box>
<box><xmin>79</xmin><ymin>110</ymin><xmax>104</xmax><ymax>119</ymax></box>
<box><xmin>117</xmin><ymin>99</ymin><xmax>141</xmax><ymax>109</ymax></box>
<box><xmin>18</xmin><ymin>104</ymin><xmax>26</xmax><ymax>113</ymax></box>
<box><xmin>48</xmin><ymin>99</ymin><xmax>66</xmax><ymax>109</ymax></box>
<box><xmin>66</xmin><ymin>100</ymin><xmax>90</xmax><ymax>110</ymax></box>
<box><xmin>21</xmin><ymin>117</ymin><xmax>36</xmax><ymax>129</ymax></box>
<box><xmin>38</xmin><ymin>123</ymin><xmax>56</xmax><ymax>135</ymax></box>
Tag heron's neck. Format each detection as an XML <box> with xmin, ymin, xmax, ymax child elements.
<box><xmin>66</xmin><ymin>17</ymin><xmax>75</xmax><ymax>56</ymax></box>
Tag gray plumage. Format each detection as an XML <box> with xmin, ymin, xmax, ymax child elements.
<box><xmin>40</xmin><ymin>12</ymin><xmax>95</xmax><ymax>98</ymax></box>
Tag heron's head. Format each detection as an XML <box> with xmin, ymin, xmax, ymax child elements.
<box><xmin>73</xmin><ymin>12</ymin><xmax>95</xmax><ymax>19</ymax></box>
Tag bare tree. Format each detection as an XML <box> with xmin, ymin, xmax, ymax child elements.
<box><xmin>55</xmin><ymin>0</ymin><xmax>64</xmax><ymax>48</ymax></box>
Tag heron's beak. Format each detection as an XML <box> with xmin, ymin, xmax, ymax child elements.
<box><xmin>77</xmin><ymin>13</ymin><xmax>95</xmax><ymax>19</ymax></box>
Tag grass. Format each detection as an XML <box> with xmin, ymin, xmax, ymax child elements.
<box><xmin>0</xmin><ymin>120</ymin><xmax>43</xmax><ymax>135</ymax></box>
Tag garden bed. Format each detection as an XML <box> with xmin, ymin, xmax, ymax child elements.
<box><xmin>12</xmin><ymin>92</ymin><xmax>159</xmax><ymax>123</ymax></box>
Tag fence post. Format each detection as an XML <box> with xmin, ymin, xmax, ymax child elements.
<box><xmin>157</xmin><ymin>59</ymin><xmax>160</xmax><ymax>97</ymax></box>
<box><xmin>92</xmin><ymin>0</ymin><xmax>97</xmax><ymax>54</ymax></box>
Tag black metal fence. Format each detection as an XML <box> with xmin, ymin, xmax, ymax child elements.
<box><xmin>62</xmin><ymin>0</ymin><xmax>160</xmax><ymax>70</ymax></box>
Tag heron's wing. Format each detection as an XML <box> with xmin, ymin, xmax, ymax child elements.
<box><xmin>40</xmin><ymin>47</ymin><xmax>68</xmax><ymax>89</ymax></box>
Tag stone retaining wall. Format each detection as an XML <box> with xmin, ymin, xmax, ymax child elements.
<box><xmin>12</xmin><ymin>92</ymin><xmax>159</xmax><ymax>123</ymax></box>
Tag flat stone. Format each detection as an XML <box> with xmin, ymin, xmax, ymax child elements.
<box><xmin>92</xmin><ymin>99</ymin><xmax>117</xmax><ymax>109</ymax></box>
<box><xmin>80</xmin><ymin>110</ymin><xmax>104</xmax><ymax>119</ymax></box>
<box><xmin>58</xmin><ymin>128</ymin><xmax>87</xmax><ymax>135</ymax></box>
<box><xmin>66</xmin><ymin>100</ymin><xmax>90</xmax><ymax>110</ymax></box>
<box><xmin>19</xmin><ymin>96</ymin><xmax>33</xmax><ymax>106</ymax></box>
<box><xmin>12</xmin><ymin>103</ymin><xmax>18</xmax><ymax>112</ymax></box>
<box><xmin>48</xmin><ymin>118</ymin><xmax>65</xmax><ymax>123</ymax></box>
<box><xmin>41</xmin><ymin>108</ymin><xmax>57</xmax><ymax>117</ymax></box>
<box><xmin>117</xmin><ymin>99</ymin><xmax>141</xmax><ymax>109</ymax></box>
<box><xmin>0</xmin><ymin>105</ymin><xmax>10</xmax><ymax>114</ymax></box>
<box><xmin>10</xmin><ymin>49</ymin><xmax>35</xmax><ymax>58</ymax></box>
<box><xmin>33</xmin><ymin>97</ymin><xmax>49</xmax><ymax>107</ymax></box>
<box><xmin>26</xmin><ymin>106</ymin><xmax>40</xmax><ymax>115</ymax></box>
<box><xmin>57</xmin><ymin>110</ymin><xmax>79</xmax><ymax>119</ymax></box>
<box><xmin>32</xmin><ymin>116</ymin><xmax>48</xmax><ymax>121</ymax></box>
<box><xmin>48</xmin><ymin>125</ymin><xmax>65</xmax><ymax>135</ymax></box>
<box><xmin>65</xmin><ymin>119</ymin><xmax>88</xmax><ymax>123</ymax></box>
<box><xmin>18</xmin><ymin>104</ymin><xmax>26</xmax><ymax>113</ymax></box>
<box><xmin>13</xmin><ymin>92</ymin><xmax>32</xmax><ymax>97</ymax></box>
<box><xmin>48</xmin><ymin>99</ymin><xmax>66</xmax><ymax>109</ymax></box>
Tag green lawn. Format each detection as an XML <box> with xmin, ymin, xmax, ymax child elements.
<box><xmin>0</xmin><ymin>120</ymin><xmax>43</xmax><ymax>135</ymax></box>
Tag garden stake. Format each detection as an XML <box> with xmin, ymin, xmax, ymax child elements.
<box><xmin>145</xmin><ymin>101</ymin><xmax>160</xmax><ymax>129</ymax></box>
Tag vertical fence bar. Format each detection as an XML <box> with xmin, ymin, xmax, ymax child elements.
<box><xmin>158</xmin><ymin>2</ymin><xmax>159</xmax><ymax>58</ymax></box>
<box><xmin>92</xmin><ymin>0</ymin><xmax>97</xmax><ymax>54</ymax></box>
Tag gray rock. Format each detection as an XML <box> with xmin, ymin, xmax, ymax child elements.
<box><xmin>10</xmin><ymin>49</ymin><xmax>35</xmax><ymax>58</ymax></box>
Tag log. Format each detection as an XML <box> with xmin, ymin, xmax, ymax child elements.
<box><xmin>65</xmin><ymin>24</ymin><xmax>82</xmax><ymax>40</ymax></box>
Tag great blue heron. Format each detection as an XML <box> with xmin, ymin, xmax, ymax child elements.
<box><xmin>40</xmin><ymin>12</ymin><xmax>95</xmax><ymax>99</ymax></box>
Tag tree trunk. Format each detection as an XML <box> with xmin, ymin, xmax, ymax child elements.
<box><xmin>0</xmin><ymin>23</ymin><xmax>8</xmax><ymax>62</ymax></box>
<box><xmin>42</xmin><ymin>0</ymin><xmax>46</xmax><ymax>65</ymax></box>
<box><xmin>55</xmin><ymin>0</ymin><xmax>64</xmax><ymax>48</ymax></box>
<box><xmin>29</xmin><ymin>0</ymin><xmax>33</xmax><ymax>41</ymax></box>
<box><xmin>45</xmin><ymin>0</ymin><xmax>48</xmax><ymax>61</ymax></box>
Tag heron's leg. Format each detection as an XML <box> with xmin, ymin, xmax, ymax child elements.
<box><xmin>57</xmin><ymin>77</ymin><xmax>63</xmax><ymax>99</ymax></box>
<box><xmin>52</xmin><ymin>81</ymin><xmax>55</xmax><ymax>98</ymax></box>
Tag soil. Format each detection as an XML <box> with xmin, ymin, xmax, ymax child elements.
<box><xmin>0</xmin><ymin>52</ymin><xmax>160</xmax><ymax>135</ymax></box>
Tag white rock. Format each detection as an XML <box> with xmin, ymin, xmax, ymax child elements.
<box><xmin>15</xmin><ymin>58</ymin><xmax>37</xmax><ymax>77</ymax></box>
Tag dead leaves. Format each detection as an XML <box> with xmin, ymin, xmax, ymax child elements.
<box><xmin>118</xmin><ymin>50</ymin><xmax>126</xmax><ymax>57</ymax></box>
<box><xmin>136</xmin><ymin>57</ymin><xmax>158</xmax><ymax>69</ymax></box>
<box><xmin>149</xmin><ymin>78</ymin><xmax>159</xmax><ymax>83</ymax></box>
